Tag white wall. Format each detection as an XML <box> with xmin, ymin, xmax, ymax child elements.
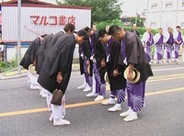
<box><xmin>147</xmin><ymin>0</ymin><xmax>184</xmax><ymax>29</ymax></box>
<box><xmin>2</xmin><ymin>6</ymin><xmax>91</xmax><ymax>42</ymax></box>
<box><xmin>6</xmin><ymin>47</ymin><xmax>27</xmax><ymax>61</ymax></box>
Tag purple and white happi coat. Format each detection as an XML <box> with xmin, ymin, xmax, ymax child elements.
<box><xmin>164</xmin><ymin>33</ymin><xmax>174</xmax><ymax>60</ymax></box>
<box><xmin>154</xmin><ymin>33</ymin><xmax>164</xmax><ymax>61</ymax></box>
<box><xmin>143</xmin><ymin>32</ymin><xmax>154</xmax><ymax>62</ymax></box>
<box><xmin>174</xmin><ymin>32</ymin><xmax>183</xmax><ymax>59</ymax></box>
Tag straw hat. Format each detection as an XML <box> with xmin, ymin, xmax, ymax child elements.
<box><xmin>104</xmin><ymin>72</ymin><xmax>110</xmax><ymax>84</ymax></box>
<box><xmin>28</xmin><ymin>64</ymin><xmax>36</xmax><ymax>75</ymax></box>
<box><xmin>124</xmin><ymin>66</ymin><xmax>140</xmax><ymax>83</ymax></box>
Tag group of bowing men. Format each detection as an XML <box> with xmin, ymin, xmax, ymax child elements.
<box><xmin>20</xmin><ymin>23</ymin><xmax>153</xmax><ymax>126</ymax></box>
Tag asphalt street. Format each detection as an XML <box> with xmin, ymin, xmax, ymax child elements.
<box><xmin>0</xmin><ymin>63</ymin><xmax>184</xmax><ymax>136</ymax></box>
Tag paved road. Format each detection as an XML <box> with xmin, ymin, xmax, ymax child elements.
<box><xmin>0</xmin><ymin>63</ymin><xmax>184</xmax><ymax>136</ymax></box>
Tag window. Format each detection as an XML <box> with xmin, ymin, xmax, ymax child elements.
<box><xmin>150</xmin><ymin>22</ymin><xmax>157</xmax><ymax>28</ymax></box>
<box><xmin>181</xmin><ymin>22</ymin><xmax>184</xmax><ymax>28</ymax></box>
<box><xmin>165</xmin><ymin>22</ymin><xmax>172</xmax><ymax>27</ymax></box>
<box><xmin>165</xmin><ymin>2</ymin><xmax>173</xmax><ymax>8</ymax></box>
<box><xmin>151</xmin><ymin>3</ymin><xmax>158</xmax><ymax>9</ymax></box>
<box><xmin>182</xmin><ymin>0</ymin><xmax>184</xmax><ymax>7</ymax></box>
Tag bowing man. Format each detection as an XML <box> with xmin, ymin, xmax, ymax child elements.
<box><xmin>109</xmin><ymin>25</ymin><xmax>153</xmax><ymax>122</ymax></box>
<box><xmin>173</xmin><ymin>26</ymin><xmax>183</xmax><ymax>62</ymax></box>
<box><xmin>20</xmin><ymin>34</ymin><xmax>47</xmax><ymax>90</ymax></box>
<box><xmin>86</xmin><ymin>32</ymin><xmax>107</xmax><ymax>101</ymax></box>
<box><xmin>36</xmin><ymin>24</ymin><xmax>75</xmax><ymax>111</ymax></box>
<box><xmin>142</xmin><ymin>27</ymin><xmax>154</xmax><ymax>63</ymax></box>
<box><xmin>163</xmin><ymin>27</ymin><xmax>174</xmax><ymax>63</ymax></box>
<box><xmin>78</xmin><ymin>37</ymin><xmax>92</xmax><ymax>92</ymax></box>
<box><xmin>38</xmin><ymin>30</ymin><xmax>89</xmax><ymax>126</ymax></box>
<box><xmin>98</xmin><ymin>30</ymin><xmax>127</xmax><ymax>112</ymax></box>
<box><xmin>153</xmin><ymin>28</ymin><xmax>164</xmax><ymax>63</ymax></box>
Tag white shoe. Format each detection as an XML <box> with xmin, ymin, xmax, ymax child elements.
<box><xmin>49</xmin><ymin>113</ymin><xmax>53</xmax><ymax>122</ymax></box>
<box><xmin>120</xmin><ymin>108</ymin><xmax>133</xmax><ymax>117</ymax></box>
<box><xmin>27</xmin><ymin>80</ymin><xmax>31</xmax><ymax>83</ymax></box>
<box><xmin>176</xmin><ymin>59</ymin><xmax>180</xmax><ymax>63</ymax></box>
<box><xmin>83</xmin><ymin>85</ymin><xmax>91</xmax><ymax>92</ymax></box>
<box><xmin>86</xmin><ymin>92</ymin><xmax>98</xmax><ymax>97</ymax></box>
<box><xmin>102</xmin><ymin>98</ymin><xmax>116</xmax><ymax>106</ymax></box>
<box><xmin>163</xmin><ymin>60</ymin><xmax>167</xmax><ymax>63</ymax></box>
<box><xmin>30</xmin><ymin>84</ymin><xmax>40</xmax><ymax>90</ymax></box>
<box><xmin>39</xmin><ymin>89</ymin><xmax>47</xmax><ymax>97</ymax></box>
<box><xmin>157</xmin><ymin>60</ymin><xmax>162</xmax><ymax>64</ymax></box>
<box><xmin>123</xmin><ymin>111</ymin><xmax>138</xmax><ymax>122</ymax></box>
<box><xmin>53</xmin><ymin>118</ymin><xmax>70</xmax><ymax>126</ymax></box>
<box><xmin>108</xmin><ymin>104</ymin><xmax>122</xmax><ymax>112</ymax></box>
<box><xmin>41</xmin><ymin>93</ymin><xmax>47</xmax><ymax>98</ymax></box>
<box><xmin>77</xmin><ymin>83</ymin><xmax>87</xmax><ymax>89</ymax></box>
<box><xmin>152</xmin><ymin>60</ymin><xmax>157</xmax><ymax>64</ymax></box>
<box><xmin>94</xmin><ymin>95</ymin><xmax>104</xmax><ymax>101</ymax></box>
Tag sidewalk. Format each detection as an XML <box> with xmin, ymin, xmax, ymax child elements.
<box><xmin>0</xmin><ymin>63</ymin><xmax>80</xmax><ymax>80</ymax></box>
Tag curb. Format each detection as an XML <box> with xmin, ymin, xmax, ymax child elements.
<box><xmin>0</xmin><ymin>65</ymin><xmax>80</xmax><ymax>80</ymax></box>
<box><xmin>0</xmin><ymin>73</ymin><xmax>27</xmax><ymax>80</ymax></box>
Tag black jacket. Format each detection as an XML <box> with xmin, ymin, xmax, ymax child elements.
<box><xmin>38</xmin><ymin>34</ymin><xmax>76</xmax><ymax>94</ymax></box>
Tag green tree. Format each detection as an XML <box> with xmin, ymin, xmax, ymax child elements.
<box><xmin>56</xmin><ymin>0</ymin><xmax>122</xmax><ymax>23</ymax></box>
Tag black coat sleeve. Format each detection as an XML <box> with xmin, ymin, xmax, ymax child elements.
<box><xmin>20</xmin><ymin>37</ymin><xmax>40</xmax><ymax>69</ymax></box>
<box><xmin>82</xmin><ymin>40</ymin><xmax>91</xmax><ymax>59</ymax></box>
<box><xmin>111</xmin><ymin>41</ymin><xmax>121</xmax><ymax>71</ymax></box>
<box><xmin>47</xmin><ymin>35</ymin><xmax>75</xmax><ymax>76</ymax></box>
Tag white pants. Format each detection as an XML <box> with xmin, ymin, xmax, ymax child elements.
<box><xmin>92</xmin><ymin>72</ymin><xmax>96</xmax><ymax>93</ymax></box>
<box><xmin>47</xmin><ymin>91</ymin><xmax>66</xmax><ymax>119</ymax></box>
<box><xmin>28</xmin><ymin>71</ymin><xmax>40</xmax><ymax>88</ymax></box>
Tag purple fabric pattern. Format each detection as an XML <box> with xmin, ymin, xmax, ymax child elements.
<box><xmin>174</xmin><ymin>44</ymin><xmax>180</xmax><ymax>59</ymax></box>
<box><xmin>93</xmin><ymin>62</ymin><xmax>106</xmax><ymax>96</ymax></box>
<box><xmin>126</xmin><ymin>81</ymin><xmax>146</xmax><ymax>112</ymax></box>
<box><xmin>146</xmin><ymin>46</ymin><xmax>151</xmax><ymax>62</ymax></box>
<box><xmin>117</xmin><ymin>89</ymin><xmax>125</xmax><ymax>104</ymax></box>
<box><xmin>83</xmin><ymin>57</ymin><xmax>92</xmax><ymax>87</ymax></box>
<box><xmin>165</xmin><ymin>44</ymin><xmax>172</xmax><ymax>59</ymax></box>
<box><xmin>155</xmin><ymin>44</ymin><xmax>163</xmax><ymax>60</ymax></box>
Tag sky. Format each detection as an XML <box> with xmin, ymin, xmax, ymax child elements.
<box><xmin>119</xmin><ymin>0</ymin><xmax>147</xmax><ymax>16</ymax></box>
<box><xmin>42</xmin><ymin>0</ymin><xmax>147</xmax><ymax>16</ymax></box>
<box><xmin>1</xmin><ymin>0</ymin><xmax>147</xmax><ymax>16</ymax></box>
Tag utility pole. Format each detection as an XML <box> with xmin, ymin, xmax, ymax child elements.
<box><xmin>135</xmin><ymin>9</ymin><xmax>138</xmax><ymax>26</ymax></box>
<box><xmin>17</xmin><ymin>0</ymin><xmax>21</xmax><ymax>74</ymax></box>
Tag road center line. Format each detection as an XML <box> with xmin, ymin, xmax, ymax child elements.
<box><xmin>0</xmin><ymin>87</ymin><xmax>184</xmax><ymax>117</ymax></box>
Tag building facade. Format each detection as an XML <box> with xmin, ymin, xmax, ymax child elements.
<box><xmin>146</xmin><ymin>0</ymin><xmax>184</xmax><ymax>29</ymax></box>
<box><xmin>0</xmin><ymin>0</ymin><xmax>91</xmax><ymax>61</ymax></box>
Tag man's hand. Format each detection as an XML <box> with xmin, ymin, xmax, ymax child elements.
<box><xmin>101</xmin><ymin>59</ymin><xmax>106</xmax><ymax>68</ymax></box>
<box><xmin>86</xmin><ymin>60</ymin><xmax>90</xmax><ymax>66</ymax></box>
<box><xmin>127</xmin><ymin>64</ymin><xmax>134</xmax><ymax>81</ymax></box>
<box><xmin>32</xmin><ymin>60</ymin><xmax>36</xmax><ymax>66</ymax></box>
<box><xmin>113</xmin><ymin>69</ymin><xmax>119</xmax><ymax>77</ymax></box>
<box><xmin>57</xmin><ymin>72</ymin><xmax>63</xmax><ymax>84</ymax></box>
<box><xmin>127</xmin><ymin>71</ymin><xmax>134</xmax><ymax>81</ymax></box>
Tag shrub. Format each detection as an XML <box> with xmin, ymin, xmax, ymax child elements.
<box><xmin>95</xmin><ymin>20</ymin><xmax>158</xmax><ymax>36</ymax></box>
<box><xmin>95</xmin><ymin>19</ymin><xmax>124</xmax><ymax>30</ymax></box>
<box><xmin>0</xmin><ymin>56</ymin><xmax>18</xmax><ymax>72</ymax></box>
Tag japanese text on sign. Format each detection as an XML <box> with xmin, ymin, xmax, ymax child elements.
<box><xmin>30</xmin><ymin>15</ymin><xmax>76</xmax><ymax>26</ymax></box>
